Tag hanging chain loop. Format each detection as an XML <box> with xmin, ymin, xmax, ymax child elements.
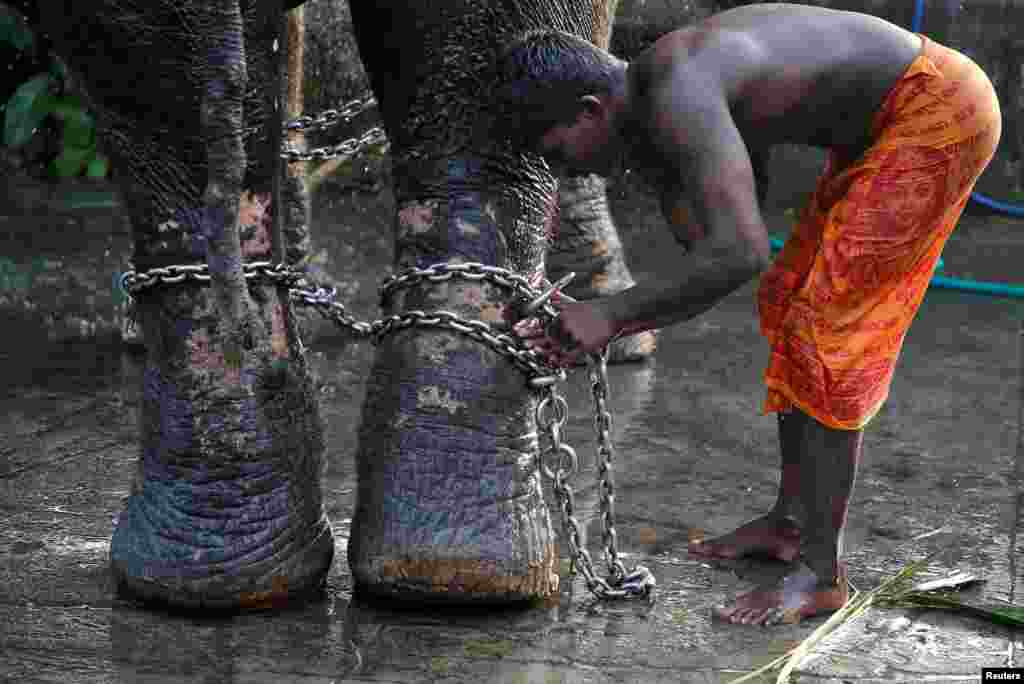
<box><xmin>534</xmin><ymin>347</ymin><xmax>655</xmax><ymax>599</ymax></box>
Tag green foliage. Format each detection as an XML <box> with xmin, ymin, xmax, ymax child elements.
<box><xmin>3</xmin><ymin>73</ymin><xmax>52</xmax><ymax>147</ymax></box>
<box><xmin>1</xmin><ymin>14</ymin><xmax>110</xmax><ymax>178</ymax></box>
<box><xmin>0</xmin><ymin>256</ymin><xmax>46</xmax><ymax>293</ymax></box>
<box><xmin>0</xmin><ymin>3</ymin><xmax>33</xmax><ymax>51</ymax></box>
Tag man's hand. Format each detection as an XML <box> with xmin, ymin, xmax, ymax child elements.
<box><xmin>513</xmin><ymin>297</ymin><xmax>618</xmax><ymax>368</ymax></box>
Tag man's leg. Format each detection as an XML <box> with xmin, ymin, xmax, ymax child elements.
<box><xmin>688</xmin><ymin>410</ymin><xmax>806</xmax><ymax>561</ymax></box>
<box><xmin>714</xmin><ymin>410</ymin><xmax>860</xmax><ymax>625</ymax></box>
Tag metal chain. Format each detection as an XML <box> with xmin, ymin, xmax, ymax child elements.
<box><xmin>119</xmin><ymin>259</ymin><xmax>653</xmax><ymax>599</ymax></box>
<box><xmin>588</xmin><ymin>349</ymin><xmax>625</xmax><ymax>581</ymax></box>
<box><xmin>120</xmin><ymin>261</ymin><xmax>305</xmax><ymax>332</ymax></box>
<box><xmin>120</xmin><ymin>261</ymin><xmax>303</xmax><ymax>293</ymax></box>
<box><xmin>273</xmin><ymin>92</ymin><xmax>387</xmax><ymax>163</ymax></box>
<box><xmin>379</xmin><ymin>262</ymin><xmax>560</xmax><ymax>321</ymax></box>
<box><xmin>535</xmin><ymin>352</ymin><xmax>655</xmax><ymax>599</ymax></box>
<box><xmin>282</xmin><ymin>95</ymin><xmax>377</xmax><ymax>133</ymax></box>
<box><xmin>282</xmin><ymin>125</ymin><xmax>389</xmax><ymax>163</ymax></box>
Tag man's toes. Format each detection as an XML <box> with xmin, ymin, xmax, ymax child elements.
<box><xmin>714</xmin><ymin>603</ymin><xmax>740</xmax><ymax>621</ymax></box>
<box><xmin>731</xmin><ymin>609</ymin><xmax>752</xmax><ymax>625</ymax></box>
<box><xmin>741</xmin><ymin>608</ymin><xmax>768</xmax><ymax>625</ymax></box>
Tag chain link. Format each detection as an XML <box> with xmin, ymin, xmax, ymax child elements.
<box><xmin>283</xmin><ymin>95</ymin><xmax>377</xmax><ymax>133</ymax></box>
<box><xmin>379</xmin><ymin>262</ymin><xmax>560</xmax><ymax>320</ymax></box>
<box><xmin>282</xmin><ymin>125</ymin><xmax>389</xmax><ymax>163</ymax></box>
<box><xmin>274</xmin><ymin>93</ymin><xmax>388</xmax><ymax>163</ymax></box>
<box><xmin>121</xmin><ymin>261</ymin><xmax>302</xmax><ymax>296</ymax></box>
<box><xmin>535</xmin><ymin>348</ymin><xmax>655</xmax><ymax>600</ymax></box>
<box><xmin>120</xmin><ymin>261</ymin><xmax>306</xmax><ymax>332</ymax></box>
<box><xmin>119</xmin><ymin>259</ymin><xmax>653</xmax><ymax>599</ymax></box>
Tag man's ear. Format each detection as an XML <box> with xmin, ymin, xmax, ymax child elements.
<box><xmin>579</xmin><ymin>95</ymin><xmax>604</xmax><ymax>119</ymax></box>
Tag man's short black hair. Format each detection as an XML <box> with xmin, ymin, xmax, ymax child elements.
<box><xmin>495</xmin><ymin>30</ymin><xmax>625</xmax><ymax>149</ymax></box>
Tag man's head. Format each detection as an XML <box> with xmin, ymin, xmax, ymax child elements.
<box><xmin>496</xmin><ymin>30</ymin><xmax>628</xmax><ymax>175</ymax></box>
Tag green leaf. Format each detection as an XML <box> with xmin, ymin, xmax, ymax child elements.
<box><xmin>983</xmin><ymin>605</ymin><xmax>1024</xmax><ymax>627</ymax></box>
<box><xmin>51</xmin><ymin>145</ymin><xmax>93</xmax><ymax>177</ymax></box>
<box><xmin>85</xmin><ymin>154</ymin><xmax>110</xmax><ymax>179</ymax></box>
<box><xmin>50</xmin><ymin>96</ymin><xmax>95</xmax><ymax>147</ymax></box>
<box><xmin>49</xmin><ymin>94</ymin><xmax>88</xmax><ymax>120</ymax></box>
<box><xmin>0</xmin><ymin>5</ymin><xmax>34</xmax><ymax>51</ymax></box>
<box><xmin>3</xmin><ymin>73</ymin><xmax>54</xmax><ymax>147</ymax></box>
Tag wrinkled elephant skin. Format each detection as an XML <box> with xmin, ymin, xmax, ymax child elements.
<box><xmin>348</xmin><ymin>1</ymin><xmax>617</xmax><ymax>602</ymax></box>
<box><xmin>12</xmin><ymin>0</ymin><xmax>334</xmax><ymax>610</ymax></box>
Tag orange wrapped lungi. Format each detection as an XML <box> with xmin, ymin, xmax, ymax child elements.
<box><xmin>758</xmin><ymin>35</ymin><xmax>1002</xmax><ymax>430</ymax></box>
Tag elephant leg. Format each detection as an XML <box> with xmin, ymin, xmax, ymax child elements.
<box><xmin>27</xmin><ymin>0</ymin><xmax>334</xmax><ymax>610</ymax></box>
<box><xmin>548</xmin><ymin>174</ymin><xmax>657</xmax><ymax>363</ymax></box>
<box><xmin>348</xmin><ymin>159</ymin><xmax>561</xmax><ymax>602</ymax></box>
<box><xmin>347</xmin><ymin>0</ymin><xmax>618</xmax><ymax>603</ymax></box>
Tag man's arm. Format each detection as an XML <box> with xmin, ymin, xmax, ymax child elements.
<box><xmin>604</xmin><ymin>72</ymin><xmax>772</xmax><ymax>336</ymax></box>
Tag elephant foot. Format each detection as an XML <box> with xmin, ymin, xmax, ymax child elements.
<box><xmin>351</xmin><ymin>550</ymin><xmax>559</xmax><ymax>606</ymax></box>
<box><xmin>349</xmin><ymin>333</ymin><xmax>563</xmax><ymax>605</ymax></box>
<box><xmin>111</xmin><ymin>508</ymin><xmax>335</xmax><ymax>612</ymax></box>
<box><xmin>348</xmin><ymin>485</ymin><xmax>561</xmax><ymax>605</ymax></box>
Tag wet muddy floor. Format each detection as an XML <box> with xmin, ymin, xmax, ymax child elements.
<box><xmin>1</xmin><ymin>177</ymin><xmax>1022</xmax><ymax>682</ymax></box>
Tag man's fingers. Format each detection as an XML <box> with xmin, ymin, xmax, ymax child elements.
<box><xmin>513</xmin><ymin>318</ymin><xmax>543</xmax><ymax>338</ymax></box>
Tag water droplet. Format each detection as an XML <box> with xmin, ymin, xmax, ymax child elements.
<box><xmin>273</xmin><ymin>39</ymin><xmax>279</xmax><ymax>53</ymax></box>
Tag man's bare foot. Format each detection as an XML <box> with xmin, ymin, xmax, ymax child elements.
<box><xmin>713</xmin><ymin>562</ymin><xmax>849</xmax><ymax>626</ymax></box>
<box><xmin>688</xmin><ymin>515</ymin><xmax>801</xmax><ymax>562</ymax></box>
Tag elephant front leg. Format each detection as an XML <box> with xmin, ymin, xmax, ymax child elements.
<box><xmin>110</xmin><ymin>274</ymin><xmax>335</xmax><ymax>610</ymax></box>
<box><xmin>347</xmin><ymin>158</ymin><xmax>560</xmax><ymax>603</ymax></box>
<box><xmin>548</xmin><ymin>174</ymin><xmax>657</xmax><ymax>363</ymax></box>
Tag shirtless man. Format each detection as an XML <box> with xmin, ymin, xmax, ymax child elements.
<box><xmin>499</xmin><ymin>4</ymin><xmax>1001</xmax><ymax>625</ymax></box>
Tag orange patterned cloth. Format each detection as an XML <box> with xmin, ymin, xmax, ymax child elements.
<box><xmin>758</xmin><ymin>35</ymin><xmax>1002</xmax><ymax>430</ymax></box>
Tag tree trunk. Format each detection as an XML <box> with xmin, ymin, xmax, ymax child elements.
<box><xmin>347</xmin><ymin>0</ymin><xmax>616</xmax><ymax>603</ymax></box>
<box><xmin>25</xmin><ymin>0</ymin><xmax>334</xmax><ymax>610</ymax></box>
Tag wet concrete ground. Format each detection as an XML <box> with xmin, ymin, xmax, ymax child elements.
<box><xmin>1</xmin><ymin>180</ymin><xmax>1022</xmax><ymax>682</ymax></box>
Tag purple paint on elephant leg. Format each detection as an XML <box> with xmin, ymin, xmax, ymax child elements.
<box><xmin>206</xmin><ymin>36</ymin><xmax>244</xmax><ymax>71</ymax></box>
<box><xmin>199</xmin><ymin>205</ymin><xmax>229</xmax><ymax>243</ymax></box>
<box><xmin>444</xmin><ymin>158</ymin><xmax>505</xmax><ymax>266</ymax></box>
<box><xmin>382</xmin><ymin>348</ymin><xmax>517</xmax><ymax>557</ymax></box>
<box><xmin>115</xmin><ymin>364</ymin><xmax>293</xmax><ymax>576</ymax></box>
<box><xmin>114</xmin><ymin>364</ymin><xmax>198</xmax><ymax>572</ymax></box>
<box><xmin>142</xmin><ymin>364</ymin><xmax>196</xmax><ymax>465</ymax></box>
<box><xmin>165</xmin><ymin>207</ymin><xmax>209</xmax><ymax>261</ymax></box>
<box><xmin>237</xmin><ymin>366</ymin><xmax>275</xmax><ymax>454</ymax></box>
<box><xmin>207</xmin><ymin>252</ymin><xmax>242</xmax><ymax>279</ymax></box>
